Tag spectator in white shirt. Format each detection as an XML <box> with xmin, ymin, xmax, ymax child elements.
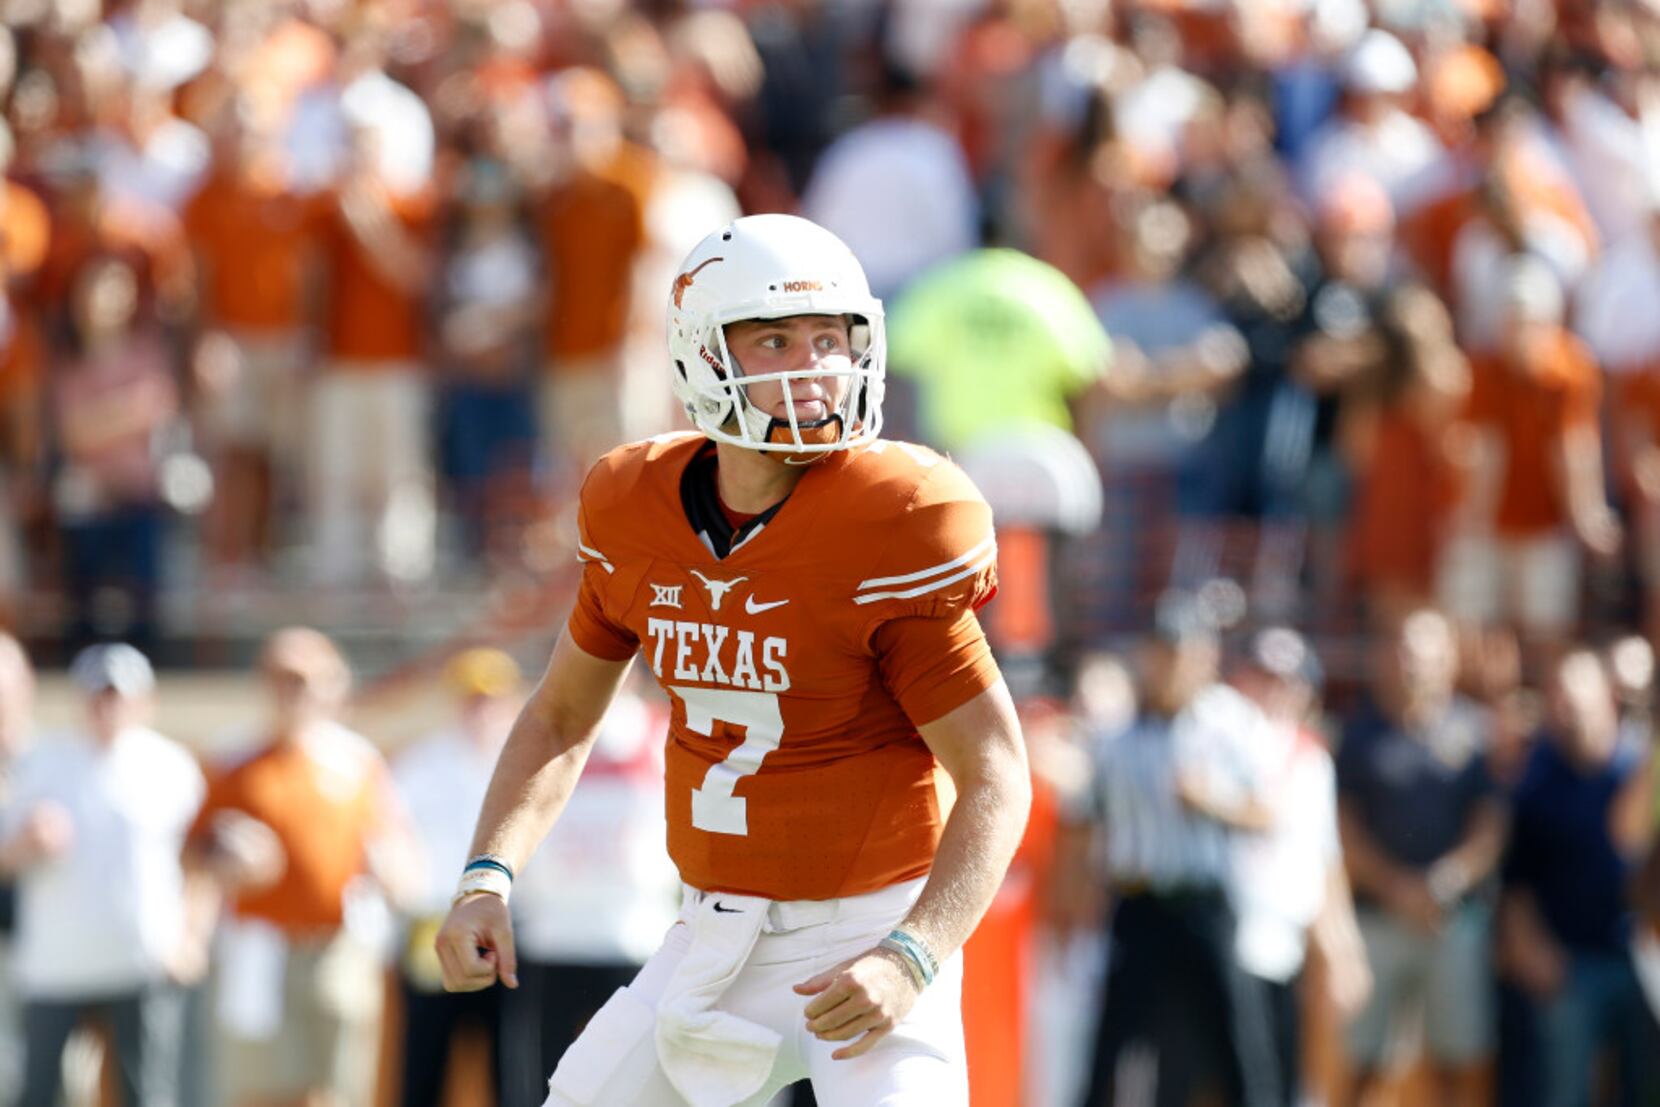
<box><xmin>1229</xmin><ymin>628</ymin><xmax>1371</xmax><ymax>1105</ymax></box>
<box><xmin>0</xmin><ymin>644</ymin><xmax>206</xmax><ymax>1107</ymax></box>
<box><xmin>801</xmin><ymin>56</ymin><xmax>979</xmax><ymax>300</ymax></box>
<box><xmin>391</xmin><ymin>648</ymin><xmax>525</xmax><ymax>1107</ymax></box>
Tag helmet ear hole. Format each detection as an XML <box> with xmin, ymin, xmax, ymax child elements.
<box><xmin>849</xmin><ymin>319</ymin><xmax>871</xmax><ymax>355</ymax></box>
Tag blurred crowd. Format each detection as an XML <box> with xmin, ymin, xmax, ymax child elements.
<box><xmin>2</xmin><ymin>0</ymin><xmax>1660</xmax><ymax>1104</ymax></box>
<box><xmin>2</xmin><ymin>0</ymin><xmax>1660</xmax><ymax>665</ymax></box>
<box><xmin>0</xmin><ymin>630</ymin><xmax>681</xmax><ymax>1107</ymax></box>
<box><xmin>3</xmin><ymin>0</ymin><xmax>1660</xmax><ymax>663</ymax></box>
<box><xmin>1042</xmin><ymin>605</ymin><xmax>1659</xmax><ymax>1107</ymax></box>
<box><xmin>0</xmin><ymin>615</ymin><xmax>1652</xmax><ymax>1107</ymax></box>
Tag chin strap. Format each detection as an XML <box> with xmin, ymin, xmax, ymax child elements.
<box><xmin>763</xmin><ymin>413</ymin><xmax>842</xmax><ymax>448</ymax></box>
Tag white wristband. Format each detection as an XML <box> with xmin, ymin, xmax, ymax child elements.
<box><xmin>452</xmin><ymin>866</ymin><xmax>512</xmax><ymax>906</ymax></box>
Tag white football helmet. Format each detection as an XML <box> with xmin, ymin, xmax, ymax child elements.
<box><xmin>667</xmin><ymin>214</ymin><xmax>885</xmax><ymax>454</ymax></box>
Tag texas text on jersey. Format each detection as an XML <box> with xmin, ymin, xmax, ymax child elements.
<box><xmin>567</xmin><ymin>431</ymin><xmax>999</xmax><ymax>901</ymax></box>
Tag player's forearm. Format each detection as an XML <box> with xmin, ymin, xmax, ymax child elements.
<box><xmin>463</xmin><ymin>633</ymin><xmax>634</xmax><ymax>876</ymax></box>
<box><xmin>898</xmin><ymin>735</ymin><xmax>1031</xmax><ymax>963</ymax></box>
<box><xmin>466</xmin><ymin>699</ymin><xmax>601</xmax><ymax>873</ymax></box>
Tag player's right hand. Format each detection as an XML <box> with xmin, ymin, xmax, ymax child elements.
<box><xmin>435</xmin><ymin>892</ymin><xmax>518</xmax><ymax>992</ymax></box>
<box><xmin>794</xmin><ymin>946</ymin><xmax>920</xmax><ymax>1060</ymax></box>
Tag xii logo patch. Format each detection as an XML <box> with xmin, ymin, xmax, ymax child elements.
<box><xmin>651</xmin><ymin>583</ymin><xmax>683</xmax><ymax>609</ymax></box>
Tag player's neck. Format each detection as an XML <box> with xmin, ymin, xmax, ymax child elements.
<box><xmin>713</xmin><ymin>441</ymin><xmax>809</xmax><ymax>515</ymax></box>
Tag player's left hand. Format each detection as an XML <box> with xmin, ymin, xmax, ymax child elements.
<box><xmin>793</xmin><ymin>947</ymin><xmax>920</xmax><ymax>1060</ymax></box>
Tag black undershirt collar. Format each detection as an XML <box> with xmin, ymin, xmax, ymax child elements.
<box><xmin>678</xmin><ymin>443</ymin><xmax>790</xmax><ymax>559</ymax></box>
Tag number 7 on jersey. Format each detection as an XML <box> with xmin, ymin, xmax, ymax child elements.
<box><xmin>671</xmin><ymin>685</ymin><xmax>784</xmax><ymax>836</ymax></box>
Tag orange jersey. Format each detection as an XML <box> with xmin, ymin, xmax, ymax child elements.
<box><xmin>567</xmin><ymin>433</ymin><xmax>1001</xmax><ymax>901</ymax></box>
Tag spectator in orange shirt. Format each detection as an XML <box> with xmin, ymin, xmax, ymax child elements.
<box><xmin>307</xmin><ymin>122</ymin><xmax>438</xmax><ymax>587</ymax></box>
<box><xmin>1347</xmin><ymin>284</ymin><xmax>1470</xmax><ymax>626</ymax></box>
<box><xmin>186</xmin><ymin>627</ymin><xmax>417</xmax><ymax>1107</ymax></box>
<box><xmin>0</xmin><ymin>143</ymin><xmax>50</xmax><ymax>295</ymax></box>
<box><xmin>184</xmin><ymin>103</ymin><xmax>318</xmax><ymax>578</ymax></box>
<box><xmin>0</xmin><ymin>280</ymin><xmax>44</xmax><ymax>618</ymax></box>
<box><xmin>532</xmin><ymin>69</ymin><xmax>648</xmax><ymax>485</ymax></box>
<box><xmin>1437</xmin><ymin>255</ymin><xmax>1618</xmax><ymax>657</ymax></box>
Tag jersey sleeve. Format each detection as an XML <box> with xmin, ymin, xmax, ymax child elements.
<box><xmin>853</xmin><ymin>457</ymin><xmax>1000</xmax><ymax>723</ymax></box>
<box><xmin>872</xmin><ymin>608</ymin><xmax>1001</xmax><ymax>726</ymax></box>
<box><xmin>564</xmin><ymin>465</ymin><xmax>641</xmax><ymax>662</ymax></box>
<box><xmin>854</xmin><ymin>458</ymin><xmax>998</xmax><ymax>634</ymax></box>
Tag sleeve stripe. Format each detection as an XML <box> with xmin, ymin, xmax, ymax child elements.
<box><xmin>855</xmin><ymin>533</ymin><xmax>996</xmax><ymax>592</ymax></box>
<box><xmin>852</xmin><ymin>544</ymin><xmax>997</xmax><ymax>605</ymax></box>
<box><xmin>576</xmin><ymin>541</ymin><xmax>615</xmax><ymax>574</ymax></box>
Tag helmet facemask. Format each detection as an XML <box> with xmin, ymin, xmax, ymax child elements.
<box><xmin>682</xmin><ymin>312</ymin><xmax>886</xmax><ymax>457</ymax></box>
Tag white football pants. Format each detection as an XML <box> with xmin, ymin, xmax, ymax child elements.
<box><xmin>541</xmin><ymin>877</ymin><xmax>967</xmax><ymax>1107</ymax></box>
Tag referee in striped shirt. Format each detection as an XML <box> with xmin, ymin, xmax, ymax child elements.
<box><xmin>1064</xmin><ymin>599</ymin><xmax>1281</xmax><ymax>1107</ymax></box>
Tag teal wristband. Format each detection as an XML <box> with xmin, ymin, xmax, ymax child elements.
<box><xmin>879</xmin><ymin>928</ymin><xmax>938</xmax><ymax>988</ymax></box>
<box><xmin>891</xmin><ymin>928</ymin><xmax>939</xmax><ymax>977</ymax></box>
<box><xmin>463</xmin><ymin>854</ymin><xmax>515</xmax><ymax>882</ymax></box>
<box><xmin>878</xmin><ymin>937</ymin><xmax>928</xmax><ymax>989</ymax></box>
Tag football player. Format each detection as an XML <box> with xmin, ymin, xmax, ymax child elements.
<box><xmin>435</xmin><ymin>214</ymin><xmax>1031</xmax><ymax>1106</ymax></box>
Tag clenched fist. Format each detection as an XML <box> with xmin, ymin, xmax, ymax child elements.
<box><xmin>434</xmin><ymin>892</ymin><xmax>519</xmax><ymax>992</ymax></box>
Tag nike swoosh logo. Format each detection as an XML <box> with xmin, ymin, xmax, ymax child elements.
<box><xmin>712</xmin><ymin>902</ymin><xmax>742</xmax><ymax>914</ymax></box>
<box><xmin>745</xmin><ymin>596</ymin><xmax>789</xmax><ymax>614</ymax></box>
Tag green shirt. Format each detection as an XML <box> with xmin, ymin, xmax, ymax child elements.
<box><xmin>887</xmin><ymin>249</ymin><xmax>1111</xmax><ymax>451</ymax></box>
